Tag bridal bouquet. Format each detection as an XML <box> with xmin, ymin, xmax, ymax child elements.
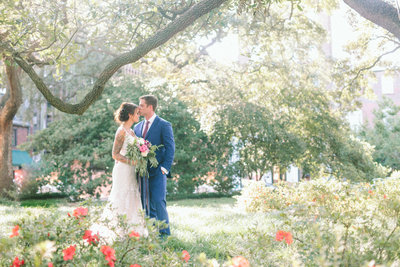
<box><xmin>126</xmin><ymin>137</ymin><xmax>162</xmax><ymax>177</ymax></box>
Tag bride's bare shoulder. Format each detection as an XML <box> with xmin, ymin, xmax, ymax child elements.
<box><xmin>115</xmin><ymin>127</ymin><xmax>127</xmax><ymax>137</ymax></box>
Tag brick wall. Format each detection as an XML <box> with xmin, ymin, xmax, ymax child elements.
<box><xmin>360</xmin><ymin>71</ymin><xmax>400</xmax><ymax>128</ymax></box>
<box><xmin>12</xmin><ymin>125</ymin><xmax>29</xmax><ymax>148</ymax></box>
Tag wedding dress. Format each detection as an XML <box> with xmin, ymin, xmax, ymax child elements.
<box><xmin>92</xmin><ymin>127</ymin><xmax>148</xmax><ymax>242</ymax></box>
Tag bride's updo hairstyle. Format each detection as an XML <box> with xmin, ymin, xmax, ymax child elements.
<box><xmin>114</xmin><ymin>102</ymin><xmax>138</xmax><ymax>124</ymax></box>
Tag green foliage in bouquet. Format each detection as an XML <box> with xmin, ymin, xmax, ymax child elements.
<box><xmin>125</xmin><ymin>138</ymin><xmax>162</xmax><ymax>178</ymax></box>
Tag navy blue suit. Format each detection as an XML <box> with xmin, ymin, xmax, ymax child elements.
<box><xmin>134</xmin><ymin>116</ymin><xmax>175</xmax><ymax>235</ymax></box>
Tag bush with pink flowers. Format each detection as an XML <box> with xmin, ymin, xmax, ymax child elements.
<box><xmin>0</xmin><ymin>200</ymin><xmax>251</xmax><ymax>267</ymax></box>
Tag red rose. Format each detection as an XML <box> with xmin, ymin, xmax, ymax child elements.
<box><xmin>72</xmin><ymin>207</ymin><xmax>88</xmax><ymax>219</ymax></box>
<box><xmin>284</xmin><ymin>232</ymin><xmax>293</xmax><ymax>245</ymax></box>
<box><xmin>129</xmin><ymin>231</ymin><xmax>140</xmax><ymax>239</ymax></box>
<box><xmin>63</xmin><ymin>245</ymin><xmax>76</xmax><ymax>261</ymax></box>
<box><xmin>10</xmin><ymin>225</ymin><xmax>19</xmax><ymax>238</ymax></box>
<box><xmin>130</xmin><ymin>265</ymin><xmax>141</xmax><ymax>267</ymax></box>
<box><xmin>275</xmin><ymin>230</ymin><xmax>286</xmax><ymax>242</ymax></box>
<box><xmin>181</xmin><ymin>250</ymin><xmax>190</xmax><ymax>262</ymax></box>
<box><xmin>101</xmin><ymin>245</ymin><xmax>116</xmax><ymax>265</ymax></box>
<box><xmin>83</xmin><ymin>230</ymin><xmax>99</xmax><ymax>245</ymax></box>
<box><xmin>10</xmin><ymin>256</ymin><xmax>24</xmax><ymax>267</ymax></box>
<box><xmin>275</xmin><ymin>230</ymin><xmax>293</xmax><ymax>245</ymax></box>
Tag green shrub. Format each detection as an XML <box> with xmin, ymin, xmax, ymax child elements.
<box><xmin>236</xmin><ymin>178</ymin><xmax>400</xmax><ymax>265</ymax></box>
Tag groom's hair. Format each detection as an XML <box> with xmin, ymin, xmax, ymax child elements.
<box><xmin>140</xmin><ymin>95</ymin><xmax>158</xmax><ymax>111</ymax></box>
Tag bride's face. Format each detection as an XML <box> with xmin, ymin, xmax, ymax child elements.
<box><xmin>131</xmin><ymin>108</ymin><xmax>140</xmax><ymax>123</ymax></box>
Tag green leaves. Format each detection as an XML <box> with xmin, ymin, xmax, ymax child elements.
<box><xmin>360</xmin><ymin>98</ymin><xmax>400</xmax><ymax>172</ymax></box>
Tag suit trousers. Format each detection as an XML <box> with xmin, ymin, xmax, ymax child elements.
<box><xmin>140</xmin><ymin>171</ymin><xmax>170</xmax><ymax>235</ymax></box>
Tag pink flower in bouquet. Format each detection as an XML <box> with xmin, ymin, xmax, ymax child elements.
<box><xmin>139</xmin><ymin>144</ymin><xmax>148</xmax><ymax>153</ymax></box>
<box><xmin>140</xmin><ymin>144</ymin><xmax>149</xmax><ymax>157</ymax></box>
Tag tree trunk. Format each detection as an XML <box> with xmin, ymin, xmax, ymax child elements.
<box><xmin>0</xmin><ymin>57</ymin><xmax>23</xmax><ymax>194</ymax></box>
<box><xmin>0</xmin><ymin>119</ymin><xmax>13</xmax><ymax>192</ymax></box>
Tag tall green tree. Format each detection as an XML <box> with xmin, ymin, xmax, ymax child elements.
<box><xmin>0</xmin><ymin>0</ymin><xmax>229</xmax><ymax>192</ymax></box>
<box><xmin>360</xmin><ymin>98</ymin><xmax>400</xmax><ymax>172</ymax></box>
<box><xmin>23</xmin><ymin>80</ymin><xmax>211</xmax><ymax>197</ymax></box>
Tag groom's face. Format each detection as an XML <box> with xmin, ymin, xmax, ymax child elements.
<box><xmin>139</xmin><ymin>99</ymin><xmax>151</xmax><ymax>117</ymax></box>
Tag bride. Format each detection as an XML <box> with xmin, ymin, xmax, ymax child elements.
<box><xmin>94</xmin><ymin>102</ymin><xmax>148</xmax><ymax>239</ymax></box>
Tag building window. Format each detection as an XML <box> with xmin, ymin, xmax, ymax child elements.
<box><xmin>381</xmin><ymin>75</ymin><xmax>394</xmax><ymax>95</ymax></box>
<box><xmin>12</xmin><ymin>128</ymin><xmax>17</xmax><ymax>147</ymax></box>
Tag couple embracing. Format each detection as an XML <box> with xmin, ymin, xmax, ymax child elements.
<box><xmin>109</xmin><ymin>95</ymin><xmax>174</xmax><ymax>237</ymax></box>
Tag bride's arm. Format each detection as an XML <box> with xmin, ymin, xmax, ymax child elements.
<box><xmin>112</xmin><ymin>129</ymin><xmax>134</xmax><ymax>165</ymax></box>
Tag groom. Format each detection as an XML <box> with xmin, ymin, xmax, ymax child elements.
<box><xmin>134</xmin><ymin>95</ymin><xmax>175</xmax><ymax>236</ymax></box>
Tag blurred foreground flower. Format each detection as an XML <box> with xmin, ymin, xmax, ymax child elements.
<box><xmin>275</xmin><ymin>230</ymin><xmax>293</xmax><ymax>245</ymax></box>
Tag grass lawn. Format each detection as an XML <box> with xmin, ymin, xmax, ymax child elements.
<box><xmin>0</xmin><ymin>197</ymin><xmax>274</xmax><ymax>263</ymax></box>
<box><xmin>167</xmin><ymin>197</ymin><xmax>272</xmax><ymax>261</ymax></box>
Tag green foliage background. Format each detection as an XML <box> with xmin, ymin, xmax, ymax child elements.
<box><xmin>23</xmin><ymin>80</ymin><xmax>212</xmax><ymax>197</ymax></box>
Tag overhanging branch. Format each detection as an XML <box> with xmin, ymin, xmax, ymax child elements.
<box><xmin>13</xmin><ymin>0</ymin><xmax>228</xmax><ymax>115</ymax></box>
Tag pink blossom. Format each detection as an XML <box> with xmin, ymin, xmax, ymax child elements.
<box><xmin>139</xmin><ymin>145</ymin><xmax>149</xmax><ymax>153</ymax></box>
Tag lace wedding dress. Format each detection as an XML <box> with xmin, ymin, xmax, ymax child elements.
<box><xmin>92</xmin><ymin>127</ymin><xmax>148</xmax><ymax>242</ymax></box>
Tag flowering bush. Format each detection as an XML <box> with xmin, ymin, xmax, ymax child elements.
<box><xmin>0</xmin><ymin>203</ymin><xmax>190</xmax><ymax>266</ymax></box>
<box><xmin>236</xmin><ymin>178</ymin><xmax>400</xmax><ymax>265</ymax></box>
<box><xmin>0</xmin><ymin>201</ymin><xmax>249</xmax><ymax>266</ymax></box>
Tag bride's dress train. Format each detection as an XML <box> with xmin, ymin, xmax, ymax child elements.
<box><xmin>91</xmin><ymin>128</ymin><xmax>148</xmax><ymax>242</ymax></box>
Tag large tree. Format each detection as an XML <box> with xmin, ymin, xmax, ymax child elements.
<box><xmin>0</xmin><ymin>0</ymin><xmax>230</xmax><ymax>192</ymax></box>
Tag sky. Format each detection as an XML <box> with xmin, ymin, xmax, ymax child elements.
<box><xmin>205</xmin><ymin>34</ymin><xmax>240</xmax><ymax>64</ymax></box>
<box><xmin>204</xmin><ymin>4</ymin><xmax>356</xmax><ymax>64</ymax></box>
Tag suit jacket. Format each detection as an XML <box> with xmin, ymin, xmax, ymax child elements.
<box><xmin>134</xmin><ymin>116</ymin><xmax>175</xmax><ymax>177</ymax></box>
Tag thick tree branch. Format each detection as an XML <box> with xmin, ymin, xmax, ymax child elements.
<box><xmin>0</xmin><ymin>57</ymin><xmax>23</xmax><ymax>123</ymax></box>
<box><xmin>343</xmin><ymin>0</ymin><xmax>400</xmax><ymax>40</ymax></box>
<box><xmin>13</xmin><ymin>0</ymin><xmax>228</xmax><ymax>115</ymax></box>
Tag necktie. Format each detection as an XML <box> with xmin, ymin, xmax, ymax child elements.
<box><xmin>142</xmin><ymin>121</ymin><xmax>150</xmax><ymax>138</ymax></box>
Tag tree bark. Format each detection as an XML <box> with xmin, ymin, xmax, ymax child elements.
<box><xmin>343</xmin><ymin>0</ymin><xmax>400</xmax><ymax>40</ymax></box>
<box><xmin>0</xmin><ymin>57</ymin><xmax>23</xmax><ymax>194</ymax></box>
<box><xmin>13</xmin><ymin>0</ymin><xmax>228</xmax><ymax>115</ymax></box>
